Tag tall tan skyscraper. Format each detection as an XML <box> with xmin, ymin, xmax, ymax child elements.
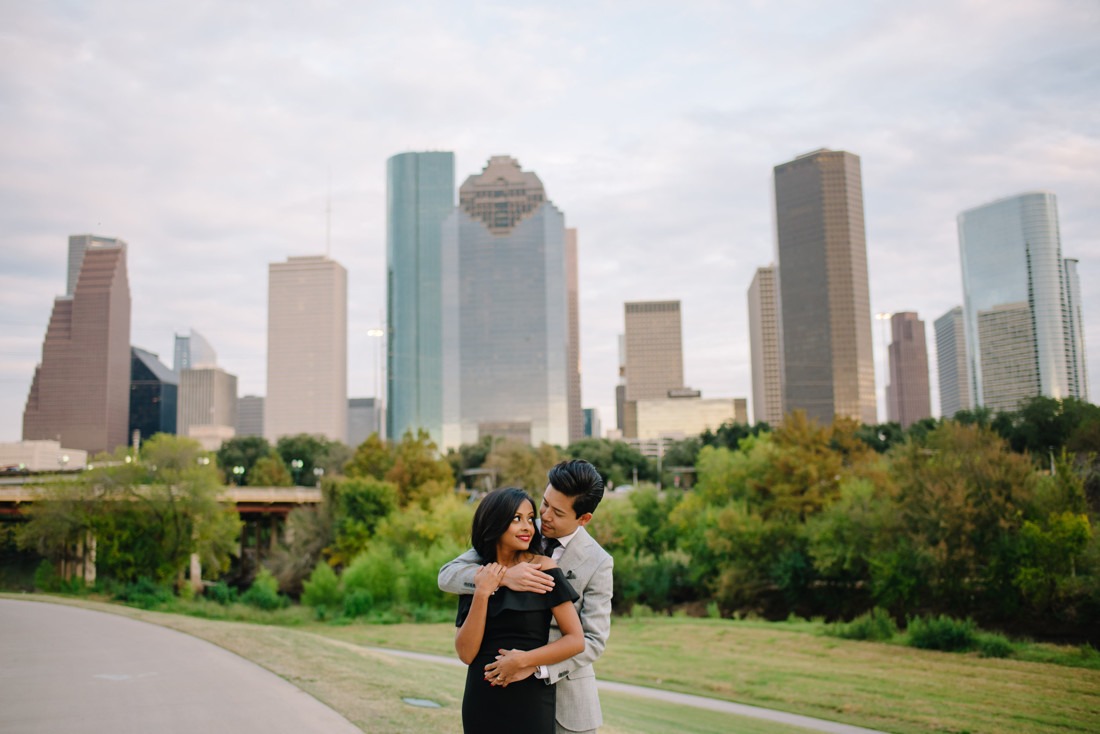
<box><xmin>622</xmin><ymin>300</ymin><xmax>684</xmax><ymax>436</ymax></box>
<box><xmin>886</xmin><ymin>312</ymin><xmax>931</xmax><ymax>428</ymax></box>
<box><xmin>24</xmin><ymin>236</ymin><xmax>131</xmax><ymax>454</ymax></box>
<box><xmin>774</xmin><ymin>149</ymin><xmax>876</xmax><ymax>425</ymax></box>
<box><xmin>565</xmin><ymin>228</ymin><xmax>584</xmax><ymax>443</ymax></box>
<box><xmin>266</xmin><ymin>255</ymin><xmax>348</xmax><ymax>443</ymax></box>
<box><xmin>748</xmin><ymin>265</ymin><xmax>784</xmax><ymax>426</ymax></box>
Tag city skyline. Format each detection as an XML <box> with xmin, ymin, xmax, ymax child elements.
<box><xmin>2</xmin><ymin>2</ymin><xmax>1098</xmax><ymax>442</ymax></box>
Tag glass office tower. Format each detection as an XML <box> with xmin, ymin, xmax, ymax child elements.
<box><xmin>441</xmin><ymin>156</ymin><xmax>569</xmax><ymax>449</ymax></box>
<box><xmin>958</xmin><ymin>191</ymin><xmax>1085</xmax><ymax>411</ymax></box>
<box><xmin>130</xmin><ymin>346</ymin><xmax>178</xmax><ymax>444</ymax></box>
<box><xmin>386</xmin><ymin>151</ymin><xmax>456</xmax><ymax>445</ymax></box>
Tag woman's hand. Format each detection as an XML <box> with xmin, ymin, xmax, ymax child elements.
<box><xmin>474</xmin><ymin>562</ymin><xmax>506</xmax><ymax>598</ymax></box>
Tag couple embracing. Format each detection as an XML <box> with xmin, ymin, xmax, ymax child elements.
<box><xmin>438</xmin><ymin>459</ymin><xmax>613</xmax><ymax>734</ymax></box>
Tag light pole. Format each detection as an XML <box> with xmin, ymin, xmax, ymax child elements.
<box><xmin>313</xmin><ymin>466</ymin><xmax>325</xmax><ymax>486</ymax></box>
<box><xmin>232</xmin><ymin>465</ymin><xmax>245</xmax><ymax>485</ymax></box>
<box><xmin>290</xmin><ymin>459</ymin><xmax>304</xmax><ymax>486</ymax></box>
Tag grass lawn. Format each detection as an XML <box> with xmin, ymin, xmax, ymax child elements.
<box><xmin>5</xmin><ymin>593</ymin><xmax>1099</xmax><ymax>733</ymax></box>
<box><xmin>308</xmin><ymin>615</ymin><xmax>1100</xmax><ymax>734</ymax></box>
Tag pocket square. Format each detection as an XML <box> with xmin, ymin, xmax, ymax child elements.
<box><xmin>565</xmin><ymin>570</ymin><xmax>576</xmax><ymax>580</ymax></box>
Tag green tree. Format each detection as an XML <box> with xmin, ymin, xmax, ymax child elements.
<box><xmin>565</xmin><ymin>438</ymin><xmax>654</xmax><ymax>488</ymax></box>
<box><xmin>446</xmin><ymin>435</ymin><xmax>495</xmax><ymax>488</ymax></box>
<box><xmin>247</xmin><ymin>454</ymin><xmax>293</xmax><ymax>487</ymax></box>
<box><xmin>216</xmin><ymin>436</ymin><xmax>273</xmax><ymax>486</ymax></box>
<box><xmin>328</xmin><ymin>476</ymin><xmax>400</xmax><ymax>564</ymax></box>
<box><xmin>484</xmin><ymin>440</ymin><xmax>560</xmax><ymax>494</ymax></box>
<box><xmin>887</xmin><ymin>421</ymin><xmax>1037</xmax><ymax>615</ymax></box>
<box><xmin>21</xmin><ymin>435</ymin><xmax>240</xmax><ymax>587</ymax></box>
<box><xmin>385</xmin><ymin>430</ymin><xmax>455</xmax><ymax>505</ymax></box>
<box><xmin>345</xmin><ymin>432</ymin><xmax>395</xmax><ymax>480</ymax></box>
<box><xmin>276</xmin><ymin>434</ymin><xmax>348</xmax><ymax>485</ymax></box>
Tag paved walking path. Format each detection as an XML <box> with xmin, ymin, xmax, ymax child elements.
<box><xmin>1</xmin><ymin>597</ymin><xmax>887</xmax><ymax>734</ymax></box>
<box><xmin>0</xmin><ymin>599</ymin><xmax>361</xmax><ymax>734</ymax></box>
<box><xmin>371</xmin><ymin>646</ymin><xmax>887</xmax><ymax>734</ymax></box>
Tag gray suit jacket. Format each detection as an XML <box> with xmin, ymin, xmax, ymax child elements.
<box><xmin>438</xmin><ymin>526</ymin><xmax>613</xmax><ymax>731</ymax></box>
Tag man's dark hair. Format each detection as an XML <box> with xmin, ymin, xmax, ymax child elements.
<box><xmin>547</xmin><ymin>459</ymin><xmax>605</xmax><ymax>517</ymax></box>
<box><xmin>471</xmin><ymin>487</ymin><xmax>541</xmax><ymax>563</ymax></box>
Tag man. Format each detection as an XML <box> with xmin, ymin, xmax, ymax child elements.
<box><xmin>438</xmin><ymin>459</ymin><xmax>613</xmax><ymax>734</ymax></box>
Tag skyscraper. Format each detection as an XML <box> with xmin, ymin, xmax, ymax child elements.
<box><xmin>347</xmin><ymin>397</ymin><xmax>382</xmax><ymax>447</ymax></box>
<box><xmin>747</xmin><ymin>265</ymin><xmax>784</xmax><ymax>426</ymax></box>
<box><xmin>174</xmin><ymin>329</ymin><xmax>217</xmax><ymax>372</ymax></box>
<box><xmin>1064</xmin><ymin>258</ymin><xmax>1090</xmax><ymax>401</ymax></box>
<box><xmin>774</xmin><ymin>149</ymin><xmax>876</xmax><ymax>425</ymax></box>
<box><xmin>440</xmin><ymin>156</ymin><xmax>569</xmax><ymax>448</ymax></box>
<box><xmin>177</xmin><ymin>366</ymin><xmax>237</xmax><ymax>450</ymax></box>
<box><xmin>236</xmin><ymin>395</ymin><xmax>265</xmax><ymax>438</ymax></box>
<box><xmin>565</xmin><ymin>228</ymin><xmax>584</xmax><ymax>444</ymax></box>
<box><xmin>958</xmin><ymin>191</ymin><xmax>1087</xmax><ymax>411</ymax></box>
<box><xmin>130</xmin><ymin>347</ymin><xmax>178</xmax><ymax>445</ymax></box>
<box><xmin>934</xmin><ymin>306</ymin><xmax>970</xmax><ymax>418</ymax></box>
<box><xmin>266</xmin><ymin>255</ymin><xmax>348</xmax><ymax>443</ymax></box>
<box><xmin>386</xmin><ymin>151</ymin><xmax>456</xmax><ymax>445</ymax></box>
<box><xmin>622</xmin><ymin>300</ymin><xmax>685</xmax><ymax>437</ymax></box>
<box><xmin>24</xmin><ymin>236</ymin><xmax>131</xmax><ymax>454</ymax></box>
<box><xmin>885</xmin><ymin>312</ymin><xmax>931</xmax><ymax>428</ymax></box>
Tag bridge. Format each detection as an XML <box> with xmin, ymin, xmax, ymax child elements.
<box><xmin>0</xmin><ymin>480</ymin><xmax>322</xmax><ymax>516</ymax></box>
<box><xmin>0</xmin><ymin>479</ymin><xmax>324</xmax><ymax>587</ymax></box>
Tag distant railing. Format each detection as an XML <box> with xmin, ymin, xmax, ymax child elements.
<box><xmin>0</xmin><ymin>484</ymin><xmax>322</xmax><ymax>515</ymax></box>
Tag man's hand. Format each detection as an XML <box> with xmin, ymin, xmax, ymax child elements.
<box><xmin>500</xmin><ymin>562</ymin><xmax>554</xmax><ymax>593</ymax></box>
<box><xmin>484</xmin><ymin>649</ymin><xmax>537</xmax><ymax>687</ymax></box>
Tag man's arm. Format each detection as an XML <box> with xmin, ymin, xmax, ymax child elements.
<box><xmin>438</xmin><ymin>548</ymin><xmax>482</xmax><ymax>595</ymax></box>
<box><xmin>544</xmin><ymin>553</ymin><xmax>613</xmax><ymax>682</ymax></box>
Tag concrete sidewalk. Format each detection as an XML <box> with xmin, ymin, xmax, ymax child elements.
<box><xmin>0</xmin><ymin>599</ymin><xmax>361</xmax><ymax>734</ymax></box>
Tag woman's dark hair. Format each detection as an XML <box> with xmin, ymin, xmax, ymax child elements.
<box><xmin>471</xmin><ymin>487</ymin><xmax>541</xmax><ymax>563</ymax></box>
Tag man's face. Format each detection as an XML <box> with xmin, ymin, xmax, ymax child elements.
<box><xmin>539</xmin><ymin>484</ymin><xmax>591</xmax><ymax>539</ymax></box>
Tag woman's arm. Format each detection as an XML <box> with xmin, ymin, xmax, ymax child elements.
<box><xmin>455</xmin><ymin>563</ymin><xmax>505</xmax><ymax>664</ymax></box>
<box><xmin>494</xmin><ymin>596</ymin><xmax>584</xmax><ymax>670</ymax></box>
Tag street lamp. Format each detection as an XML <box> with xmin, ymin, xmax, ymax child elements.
<box><xmin>232</xmin><ymin>465</ymin><xmax>245</xmax><ymax>485</ymax></box>
<box><xmin>290</xmin><ymin>459</ymin><xmax>304</xmax><ymax>486</ymax></box>
<box><xmin>313</xmin><ymin>466</ymin><xmax>325</xmax><ymax>486</ymax></box>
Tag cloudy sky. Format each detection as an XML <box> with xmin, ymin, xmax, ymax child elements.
<box><xmin>2</xmin><ymin>0</ymin><xmax>1098</xmax><ymax>443</ymax></box>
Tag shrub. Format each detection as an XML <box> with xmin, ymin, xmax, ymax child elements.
<box><xmin>343</xmin><ymin>589</ymin><xmax>374</xmax><ymax>618</ymax></box>
<box><xmin>204</xmin><ymin>581</ymin><xmax>238</xmax><ymax>605</ymax></box>
<box><xmin>906</xmin><ymin>614</ymin><xmax>977</xmax><ymax>652</ymax></box>
<box><xmin>828</xmin><ymin>607</ymin><xmax>899</xmax><ymax>641</ymax></box>
<box><xmin>114</xmin><ymin>577</ymin><xmax>172</xmax><ymax>609</ymax></box>
<box><xmin>241</xmin><ymin>568</ymin><xmax>288</xmax><ymax>611</ymax></box>
<box><xmin>343</xmin><ymin>545</ymin><xmax>403</xmax><ymax>606</ymax></box>
<box><xmin>976</xmin><ymin>632</ymin><xmax>1015</xmax><ymax>658</ymax></box>
<box><xmin>301</xmin><ymin>562</ymin><xmax>344</xmax><ymax>610</ymax></box>
<box><xmin>33</xmin><ymin>560</ymin><xmax>60</xmax><ymax>592</ymax></box>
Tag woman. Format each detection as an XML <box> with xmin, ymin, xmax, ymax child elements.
<box><xmin>455</xmin><ymin>487</ymin><xmax>584</xmax><ymax>734</ymax></box>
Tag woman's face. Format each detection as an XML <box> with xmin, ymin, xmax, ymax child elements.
<box><xmin>497</xmin><ymin>499</ymin><xmax>537</xmax><ymax>557</ymax></box>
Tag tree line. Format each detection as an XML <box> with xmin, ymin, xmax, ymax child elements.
<box><xmin>8</xmin><ymin>396</ymin><xmax>1099</xmax><ymax>641</ymax></box>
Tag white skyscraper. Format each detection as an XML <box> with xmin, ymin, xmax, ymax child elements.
<box><xmin>958</xmin><ymin>192</ymin><xmax>1087</xmax><ymax>411</ymax></box>
<box><xmin>265</xmin><ymin>255</ymin><xmax>348</xmax><ymax>443</ymax></box>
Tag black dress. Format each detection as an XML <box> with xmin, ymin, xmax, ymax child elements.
<box><xmin>456</xmin><ymin>567</ymin><xmax>579</xmax><ymax>734</ymax></box>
